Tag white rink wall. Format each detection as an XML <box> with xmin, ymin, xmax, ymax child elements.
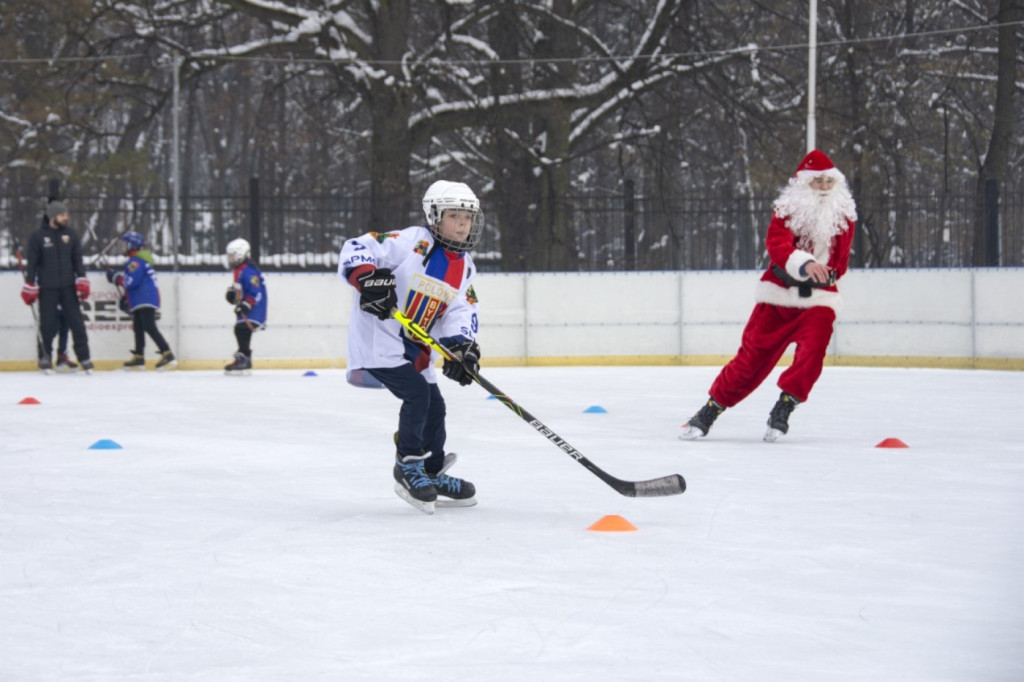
<box><xmin>1</xmin><ymin>268</ymin><xmax>1022</xmax><ymax>370</ymax></box>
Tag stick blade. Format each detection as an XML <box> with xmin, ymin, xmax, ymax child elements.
<box><xmin>617</xmin><ymin>473</ymin><xmax>686</xmax><ymax>498</ymax></box>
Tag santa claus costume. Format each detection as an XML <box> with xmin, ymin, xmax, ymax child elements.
<box><xmin>681</xmin><ymin>149</ymin><xmax>857</xmax><ymax>442</ymax></box>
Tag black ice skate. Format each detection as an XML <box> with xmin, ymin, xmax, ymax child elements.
<box><xmin>224</xmin><ymin>352</ymin><xmax>251</xmax><ymax>375</ymax></box>
<box><xmin>38</xmin><ymin>356</ymin><xmax>53</xmax><ymax>375</ymax></box>
<box><xmin>56</xmin><ymin>354</ymin><xmax>78</xmax><ymax>372</ymax></box>
<box><xmin>393</xmin><ymin>452</ymin><xmax>438</xmax><ymax>515</ymax></box>
<box><xmin>764</xmin><ymin>391</ymin><xmax>800</xmax><ymax>442</ymax></box>
<box><xmin>680</xmin><ymin>397</ymin><xmax>726</xmax><ymax>440</ymax></box>
<box><xmin>429</xmin><ymin>461</ymin><xmax>477</xmax><ymax>508</ymax></box>
<box><xmin>124</xmin><ymin>351</ymin><xmax>145</xmax><ymax>370</ymax></box>
<box><xmin>80</xmin><ymin>359</ymin><xmax>94</xmax><ymax>375</ymax></box>
<box><xmin>155</xmin><ymin>351</ymin><xmax>177</xmax><ymax>371</ymax></box>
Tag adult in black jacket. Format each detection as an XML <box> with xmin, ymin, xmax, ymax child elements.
<box><xmin>21</xmin><ymin>200</ymin><xmax>93</xmax><ymax>372</ymax></box>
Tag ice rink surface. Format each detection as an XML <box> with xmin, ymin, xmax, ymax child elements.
<box><xmin>2</xmin><ymin>365</ymin><xmax>1022</xmax><ymax>681</ymax></box>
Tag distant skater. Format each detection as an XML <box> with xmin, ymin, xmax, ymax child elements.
<box><xmin>21</xmin><ymin>199</ymin><xmax>93</xmax><ymax>374</ymax></box>
<box><xmin>223</xmin><ymin>239</ymin><xmax>267</xmax><ymax>374</ymax></box>
<box><xmin>106</xmin><ymin>231</ymin><xmax>176</xmax><ymax>370</ymax></box>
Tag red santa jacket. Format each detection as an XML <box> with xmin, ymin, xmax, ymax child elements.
<box><xmin>755</xmin><ymin>213</ymin><xmax>856</xmax><ymax>312</ymax></box>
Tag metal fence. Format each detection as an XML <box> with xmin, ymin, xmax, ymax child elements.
<box><xmin>2</xmin><ymin>180</ymin><xmax>1021</xmax><ymax>272</ymax></box>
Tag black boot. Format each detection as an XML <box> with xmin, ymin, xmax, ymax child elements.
<box><xmin>224</xmin><ymin>352</ymin><xmax>252</xmax><ymax>375</ymax></box>
<box><xmin>393</xmin><ymin>452</ymin><xmax>437</xmax><ymax>514</ymax></box>
<box><xmin>155</xmin><ymin>350</ymin><xmax>177</xmax><ymax>370</ymax></box>
<box><xmin>124</xmin><ymin>351</ymin><xmax>145</xmax><ymax>370</ymax></box>
<box><xmin>765</xmin><ymin>392</ymin><xmax>800</xmax><ymax>442</ymax></box>
<box><xmin>680</xmin><ymin>397</ymin><xmax>726</xmax><ymax>440</ymax></box>
<box><xmin>428</xmin><ymin>455</ymin><xmax>477</xmax><ymax>508</ymax></box>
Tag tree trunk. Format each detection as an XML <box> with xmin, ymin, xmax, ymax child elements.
<box><xmin>367</xmin><ymin>0</ymin><xmax>412</xmax><ymax>232</ymax></box>
<box><xmin>971</xmin><ymin>0</ymin><xmax>1020</xmax><ymax>266</ymax></box>
<box><xmin>528</xmin><ymin>0</ymin><xmax>577</xmax><ymax>271</ymax></box>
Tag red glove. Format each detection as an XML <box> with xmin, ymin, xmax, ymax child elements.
<box><xmin>21</xmin><ymin>283</ymin><xmax>39</xmax><ymax>305</ymax></box>
<box><xmin>75</xmin><ymin>277</ymin><xmax>91</xmax><ymax>301</ymax></box>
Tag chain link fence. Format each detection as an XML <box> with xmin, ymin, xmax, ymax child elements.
<box><xmin>2</xmin><ymin>180</ymin><xmax>1021</xmax><ymax>272</ymax></box>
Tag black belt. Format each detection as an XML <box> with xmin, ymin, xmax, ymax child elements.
<box><xmin>771</xmin><ymin>264</ymin><xmax>835</xmax><ymax>298</ymax></box>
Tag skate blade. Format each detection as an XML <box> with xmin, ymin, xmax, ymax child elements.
<box><xmin>38</xmin><ymin>369</ymin><xmax>54</xmax><ymax>375</ymax></box>
<box><xmin>156</xmin><ymin>361</ymin><xmax>178</xmax><ymax>371</ymax></box>
<box><xmin>436</xmin><ymin>496</ymin><xmax>477</xmax><ymax>508</ymax></box>
<box><xmin>679</xmin><ymin>424</ymin><xmax>705</xmax><ymax>440</ymax></box>
<box><xmin>224</xmin><ymin>369</ymin><xmax>252</xmax><ymax>376</ymax></box>
<box><xmin>764</xmin><ymin>427</ymin><xmax>785</xmax><ymax>443</ymax></box>
<box><xmin>393</xmin><ymin>483</ymin><xmax>435</xmax><ymax>515</ymax></box>
<box><xmin>123</xmin><ymin>366</ymin><xmax>146</xmax><ymax>371</ymax></box>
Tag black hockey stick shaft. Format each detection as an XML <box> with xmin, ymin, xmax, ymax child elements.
<box><xmin>392</xmin><ymin>310</ymin><xmax>685</xmax><ymax>497</ymax></box>
<box><xmin>16</xmin><ymin>247</ymin><xmax>45</xmax><ymax>356</ymax></box>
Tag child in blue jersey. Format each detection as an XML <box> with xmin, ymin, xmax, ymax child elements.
<box><xmin>224</xmin><ymin>238</ymin><xmax>268</xmax><ymax>374</ymax></box>
<box><xmin>339</xmin><ymin>180</ymin><xmax>484</xmax><ymax>514</ymax></box>
<box><xmin>106</xmin><ymin>231</ymin><xmax>176</xmax><ymax>370</ymax></box>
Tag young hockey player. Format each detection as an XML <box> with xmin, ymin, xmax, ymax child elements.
<box><xmin>680</xmin><ymin>149</ymin><xmax>856</xmax><ymax>442</ymax></box>
<box><xmin>224</xmin><ymin>238</ymin><xmax>268</xmax><ymax>374</ymax></box>
<box><xmin>339</xmin><ymin>180</ymin><xmax>484</xmax><ymax>514</ymax></box>
<box><xmin>106</xmin><ymin>231</ymin><xmax>176</xmax><ymax>370</ymax></box>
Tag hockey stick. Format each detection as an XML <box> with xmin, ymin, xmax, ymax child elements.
<box><xmin>392</xmin><ymin>310</ymin><xmax>686</xmax><ymax>498</ymax></box>
<box><xmin>16</xmin><ymin>247</ymin><xmax>46</xmax><ymax>359</ymax></box>
<box><xmin>92</xmin><ymin>236</ymin><xmax>121</xmax><ymax>270</ymax></box>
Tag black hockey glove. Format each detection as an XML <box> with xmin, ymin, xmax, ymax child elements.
<box><xmin>235</xmin><ymin>299</ymin><xmax>252</xmax><ymax>316</ymax></box>
<box><xmin>357</xmin><ymin>268</ymin><xmax>397</xmax><ymax>321</ymax></box>
<box><xmin>442</xmin><ymin>339</ymin><xmax>481</xmax><ymax>386</ymax></box>
<box><xmin>225</xmin><ymin>287</ymin><xmax>237</xmax><ymax>304</ymax></box>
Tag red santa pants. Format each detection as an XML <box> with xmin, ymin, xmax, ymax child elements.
<box><xmin>709</xmin><ymin>303</ymin><xmax>835</xmax><ymax>407</ymax></box>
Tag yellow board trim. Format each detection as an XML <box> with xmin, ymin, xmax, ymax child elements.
<box><xmin>3</xmin><ymin>355</ymin><xmax>1022</xmax><ymax>372</ymax></box>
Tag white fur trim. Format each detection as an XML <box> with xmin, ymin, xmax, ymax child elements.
<box><xmin>755</xmin><ymin>280</ymin><xmax>843</xmax><ymax>314</ymax></box>
<box><xmin>785</xmin><ymin>250</ymin><xmax>815</xmax><ymax>280</ymax></box>
<box><xmin>795</xmin><ymin>167</ymin><xmax>844</xmax><ymax>182</ymax></box>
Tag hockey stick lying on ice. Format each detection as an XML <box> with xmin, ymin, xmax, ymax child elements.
<box><xmin>392</xmin><ymin>310</ymin><xmax>686</xmax><ymax>498</ymax></box>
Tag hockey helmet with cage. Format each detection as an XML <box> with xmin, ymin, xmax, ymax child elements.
<box><xmin>421</xmin><ymin>180</ymin><xmax>483</xmax><ymax>254</ymax></box>
<box><xmin>226</xmin><ymin>238</ymin><xmax>251</xmax><ymax>267</ymax></box>
<box><xmin>121</xmin><ymin>231</ymin><xmax>145</xmax><ymax>252</ymax></box>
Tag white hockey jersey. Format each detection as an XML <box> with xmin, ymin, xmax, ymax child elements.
<box><xmin>338</xmin><ymin>225</ymin><xmax>479</xmax><ymax>387</ymax></box>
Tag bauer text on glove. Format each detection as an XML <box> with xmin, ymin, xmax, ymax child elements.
<box><xmin>356</xmin><ymin>268</ymin><xmax>397</xmax><ymax>320</ymax></box>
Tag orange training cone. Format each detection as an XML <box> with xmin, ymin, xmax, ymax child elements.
<box><xmin>18</xmin><ymin>397</ymin><xmax>41</xmax><ymax>405</ymax></box>
<box><xmin>587</xmin><ymin>514</ymin><xmax>638</xmax><ymax>532</ymax></box>
<box><xmin>876</xmin><ymin>437</ymin><xmax>909</xmax><ymax>448</ymax></box>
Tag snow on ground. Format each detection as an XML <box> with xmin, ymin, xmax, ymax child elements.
<box><xmin>1</xmin><ymin>366</ymin><xmax>1023</xmax><ymax>681</ymax></box>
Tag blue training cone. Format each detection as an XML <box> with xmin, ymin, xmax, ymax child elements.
<box><xmin>583</xmin><ymin>405</ymin><xmax>608</xmax><ymax>413</ymax></box>
<box><xmin>303</xmin><ymin>370</ymin><xmax>318</xmax><ymax>377</ymax></box>
<box><xmin>89</xmin><ymin>439</ymin><xmax>123</xmax><ymax>450</ymax></box>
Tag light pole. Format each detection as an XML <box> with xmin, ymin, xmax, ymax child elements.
<box><xmin>806</xmin><ymin>0</ymin><xmax>818</xmax><ymax>152</ymax></box>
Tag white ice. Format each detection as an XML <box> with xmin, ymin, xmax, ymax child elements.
<box><xmin>2</xmin><ymin>366</ymin><xmax>1023</xmax><ymax>681</ymax></box>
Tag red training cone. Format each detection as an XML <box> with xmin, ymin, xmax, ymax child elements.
<box><xmin>18</xmin><ymin>397</ymin><xmax>41</xmax><ymax>405</ymax></box>
<box><xmin>876</xmin><ymin>437</ymin><xmax>909</xmax><ymax>448</ymax></box>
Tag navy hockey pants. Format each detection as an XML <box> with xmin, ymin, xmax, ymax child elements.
<box><xmin>368</xmin><ymin>364</ymin><xmax>447</xmax><ymax>474</ymax></box>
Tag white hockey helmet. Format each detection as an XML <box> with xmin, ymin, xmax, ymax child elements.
<box><xmin>226</xmin><ymin>238</ymin><xmax>251</xmax><ymax>267</ymax></box>
<box><xmin>421</xmin><ymin>180</ymin><xmax>484</xmax><ymax>253</ymax></box>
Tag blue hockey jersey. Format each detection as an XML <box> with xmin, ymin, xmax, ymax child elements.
<box><xmin>231</xmin><ymin>260</ymin><xmax>268</xmax><ymax>327</ymax></box>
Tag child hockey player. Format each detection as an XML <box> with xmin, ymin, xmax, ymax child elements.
<box><xmin>339</xmin><ymin>180</ymin><xmax>484</xmax><ymax>514</ymax></box>
<box><xmin>106</xmin><ymin>231</ymin><xmax>176</xmax><ymax>370</ymax></box>
<box><xmin>224</xmin><ymin>238</ymin><xmax>267</xmax><ymax>374</ymax></box>
<box><xmin>680</xmin><ymin>149</ymin><xmax>856</xmax><ymax>442</ymax></box>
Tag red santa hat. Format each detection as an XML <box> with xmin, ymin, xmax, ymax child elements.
<box><xmin>793</xmin><ymin>149</ymin><xmax>843</xmax><ymax>181</ymax></box>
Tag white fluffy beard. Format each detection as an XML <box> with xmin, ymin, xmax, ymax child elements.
<box><xmin>773</xmin><ymin>178</ymin><xmax>857</xmax><ymax>253</ymax></box>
